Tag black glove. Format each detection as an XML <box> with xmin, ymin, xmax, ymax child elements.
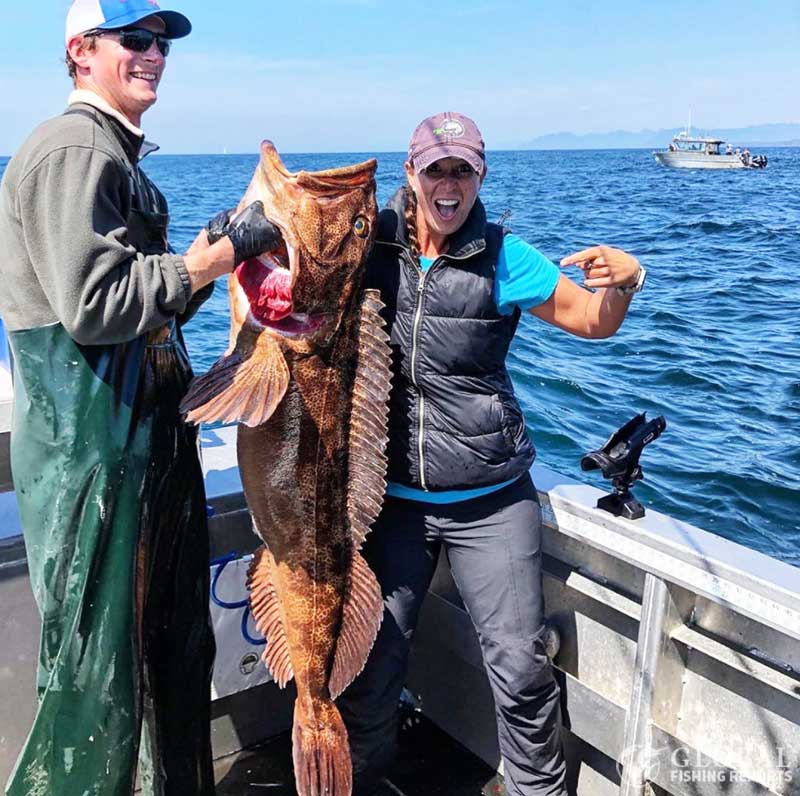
<box><xmin>206</xmin><ymin>208</ymin><xmax>234</xmax><ymax>244</ymax></box>
<box><xmin>226</xmin><ymin>201</ymin><xmax>283</xmax><ymax>265</ymax></box>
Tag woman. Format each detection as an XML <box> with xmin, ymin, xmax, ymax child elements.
<box><xmin>337</xmin><ymin>112</ymin><xmax>645</xmax><ymax>796</ymax></box>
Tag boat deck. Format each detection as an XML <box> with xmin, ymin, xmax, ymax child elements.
<box><xmin>213</xmin><ymin>713</ymin><xmax>506</xmax><ymax>796</ymax></box>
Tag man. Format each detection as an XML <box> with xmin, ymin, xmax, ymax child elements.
<box><xmin>0</xmin><ymin>1</ymin><xmax>277</xmax><ymax>793</ymax></box>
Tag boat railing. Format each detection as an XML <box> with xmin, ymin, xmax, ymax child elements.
<box><xmin>411</xmin><ymin>461</ymin><xmax>800</xmax><ymax>796</ymax></box>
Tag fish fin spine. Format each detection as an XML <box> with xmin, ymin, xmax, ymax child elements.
<box><xmin>247</xmin><ymin>546</ymin><xmax>295</xmax><ymax>687</ymax></box>
<box><xmin>328</xmin><ymin>549</ymin><xmax>383</xmax><ymax>700</ymax></box>
<box><xmin>181</xmin><ymin>331</ymin><xmax>289</xmax><ymax>428</ymax></box>
<box><xmin>346</xmin><ymin>289</ymin><xmax>391</xmax><ymax>550</ymax></box>
<box><xmin>292</xmin><ymin>700</ymin><xmax>352</xmax><ymax>796</ymax></box>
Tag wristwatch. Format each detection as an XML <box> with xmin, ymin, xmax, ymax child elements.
<box><xmin>616</xmin><ymin>265</ymin><xmax>647</xmax><ymax>296</ymax></box>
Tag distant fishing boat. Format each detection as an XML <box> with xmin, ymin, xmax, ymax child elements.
<box><xmin>654</xmin><ymin>130</ymin><xmax>767</xmax><ymax>170</ymax></box>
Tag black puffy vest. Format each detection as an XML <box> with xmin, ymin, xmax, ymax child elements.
<box><xmin>365</xmin><ymin>190</ymin><xmax>535</xmax><ymax>491</ymax></box>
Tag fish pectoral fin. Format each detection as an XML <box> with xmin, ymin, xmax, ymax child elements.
<box><xmin>328</xmin><ymin>549</ymin><xmax>383</xmax><ymax>700</ymax></box>
<box><xmin>247</xmin><ymin>546</ymin><xmax>295</xmax><ymax>688</ymax></box>
<box><xmin>181</xmin><ymin>332</ymin><xmax>289</xmax><ymax>428</ymax></box>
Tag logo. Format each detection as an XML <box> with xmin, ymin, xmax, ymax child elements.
<box><xmin>433</xmin><ymin>120</ymin><xmax>465</xmax><ymax>138</ymax></box>
<box><xmin>616</xmin><ymin>741</ymin><xmax>795</xmax><ymax>789</ymax></box>
<box><xmin>616</xmin><ymin>744</ymin><xmax>662</xmax><ymax>782</ymax></box>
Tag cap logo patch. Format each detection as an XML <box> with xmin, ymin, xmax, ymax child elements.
<box><xmin>433</xmin><ymin>120</ymin><xmax>465</xmax><ymax>138</ymax></box>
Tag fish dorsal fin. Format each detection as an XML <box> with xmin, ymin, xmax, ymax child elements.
<box><xmin>247</xmin><ymin>545</ymin><xmax>295</xmax><ymax>688</ymax></box>
<box><xmin>346</xmin><ymin>289</ymin><xmax>392</xmax><ymax>549</ymax></box>
<box><xmin>327</xmin><ymin>290</ymin><xmax>392</xmax><ymax>700</ymax></box>
<box><xmin>181</xmin><ymin>328</ymin><xmax>289</xmax><ymax>428</ymax></box>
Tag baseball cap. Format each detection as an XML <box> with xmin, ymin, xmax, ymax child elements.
<box><xmin>66</xmin><ymin>0</ymin><xmax>192</xmax><ymax>45</ymax></box>
<box><xmin>408</xmin><ymin>112</ymin><xmax>486</xmax><ymax>176</ymax></box>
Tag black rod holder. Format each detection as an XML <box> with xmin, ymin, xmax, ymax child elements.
<box><xmin>580</xmin><ymin>413</ymin><xmax>666</xmax><ymax>520</ymax></box>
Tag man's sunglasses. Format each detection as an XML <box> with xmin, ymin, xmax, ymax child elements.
<box><xmin>88</xmin><ymin>28</ymin><xmax>172</xmax><ymax>57</ymax></box>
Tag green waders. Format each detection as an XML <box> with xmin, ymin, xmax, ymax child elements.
<box><xmin>5</xmin><ymin>109</ymin><xmax>216</xmax><ymax>796</ymax></box>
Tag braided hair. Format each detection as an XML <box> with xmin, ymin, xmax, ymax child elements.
<box><xmin>403</xmin><ymin>184</ymin><xmax>421</xmax><ymax>268</ymax></box>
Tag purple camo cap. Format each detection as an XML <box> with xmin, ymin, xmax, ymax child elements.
<box><xmin>408</xmin><ymin>112</ymin><xmax>486</xmax><ymax>176</ymax></box>
<box><xmin>66</xmin><ymin>0</ymin><xmax>192</xmax><ymax>45</ymax></box>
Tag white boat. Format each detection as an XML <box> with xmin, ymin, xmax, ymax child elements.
<box><xmin>654</xmin><ymin>131</ymin><xmax>767</xmax><ymax>170</ymax></box>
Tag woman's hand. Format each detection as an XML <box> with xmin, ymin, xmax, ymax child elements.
<box><xmin>560</xmin><ymin>245</ymin><xmax>641</xmax><ymax>290</ymax></box>
<box><xmin>531</xmin><ymin>245</ymin><xmax>643</xmax><ymax>338</ymax></box>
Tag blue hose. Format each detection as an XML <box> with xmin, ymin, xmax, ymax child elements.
<box><xmin>210</xmin><ymin>552</ymin><xmax>248</xmax><ymax>609</ymax></box>
<box><xmin>241</xmin><ymin>606</ymin><xmax>267</xmax><ymax>646</ymax></box>
<box><xmin>210</xmin><ymin>552</ymin><xmax>266</xmax><ymax>645</ymax></box>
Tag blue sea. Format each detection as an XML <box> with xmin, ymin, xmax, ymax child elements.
<box><xmin>1</xmin><ymin>148</ymin><xmax>798</xmax><ymax>565</ymax></box>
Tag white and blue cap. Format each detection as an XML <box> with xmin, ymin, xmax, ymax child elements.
<box><xmin>66</xmin><ymin>0</ymin><xmax>192</xmax><ymax>45</ymax></box>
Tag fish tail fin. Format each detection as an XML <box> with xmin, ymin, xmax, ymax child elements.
<box><xmin>180</xmin><ymin>331</ymin><xmax>289</xmax><ymax>427</ymax></box>
<box><xmin>292</xmin><ymin>700</ymin><xmax>352</xmax><ymax>796</ymax></box>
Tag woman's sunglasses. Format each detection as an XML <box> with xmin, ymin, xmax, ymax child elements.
<box><xmin>88</xmin><ymin>28</ymin><xmax>172</xmax><ymax>57</ymax></box>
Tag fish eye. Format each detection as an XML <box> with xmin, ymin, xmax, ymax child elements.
<box><xmin>353</xmin><ymin>216</ymin><xmax>370</xmax><ymax>238</ymax></box>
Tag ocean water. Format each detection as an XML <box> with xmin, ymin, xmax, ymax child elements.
<box><xmin>1</xmin><ymin>148</ymin><xmax>798</xmax><ymax>565</ymax></box>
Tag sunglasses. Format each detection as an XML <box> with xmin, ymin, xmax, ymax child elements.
<box><xmin>89</xmin><ymin>27</ymin><xmax>172</xmax><ymax>57</ymax></box>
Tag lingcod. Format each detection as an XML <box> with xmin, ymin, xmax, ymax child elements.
<box><xmin>182</xmin><ymin>142</ymin><xmax>390</xmax><ymax>796</ymax></box>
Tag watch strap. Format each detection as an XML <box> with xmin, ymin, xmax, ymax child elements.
<box><xmin>616</xmin><ymin>265</ymin><xmax>646</xmax><ymax>296</ymax></box>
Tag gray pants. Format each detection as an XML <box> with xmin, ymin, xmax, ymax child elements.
<box><xmin>337</xmin><ymin>474</ymin><xmax>567</xmax><ymax>796</ymax></box>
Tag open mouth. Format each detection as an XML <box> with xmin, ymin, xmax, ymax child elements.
<box><xmin>434</xmin><ymin>198</ymin><xmax>460</xmax><ymax>221</ymax></box>
<box><xmin>235</xmin><ymin>244</ymin><xmax>324</xmax><ymax>337</ymax></box>
<box><xmin>130</xmin><ymin>71</ymin><xmax>158</xmax><ymax>82</ymax></box>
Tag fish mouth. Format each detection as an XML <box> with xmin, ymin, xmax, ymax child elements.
<box><xmin>235</xmin><ymin>246</ymin><xmax>326</xmax><ymax>338</ymax></box>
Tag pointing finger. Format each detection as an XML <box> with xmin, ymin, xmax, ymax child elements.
<box><xmin>560</xmin><ymin>246</ymin><xmax>604</xmax><ymax>267</ymax></box>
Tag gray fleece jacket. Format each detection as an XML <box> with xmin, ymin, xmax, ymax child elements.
<box><xmin>0</xmin><ymin>96</ymin><xmax>198</xmax><ymax>345</ymax></box>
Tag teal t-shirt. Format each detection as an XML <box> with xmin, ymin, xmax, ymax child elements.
<box><xmin>385</xmin><ymin>234</ymin><xmax>560</xmax><ymax>504</ymax></box>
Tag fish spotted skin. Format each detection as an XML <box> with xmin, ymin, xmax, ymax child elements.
<box><xmin>182</xmin><ymin>142</ymin><xmax>391</xmax><ymax>796</ymax></box>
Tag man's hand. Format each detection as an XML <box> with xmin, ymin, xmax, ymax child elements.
<box><xmin>206</xmin><ymin>208</ymin><xmax>234</xmax><ymax>245</ymax></box>
<box><xmin>560</xmin><ymin>245</ymin><xmax>641</xmax><ymax>291</ymax></box>
<box><xmin>185</xmin><ymin>202</ymin><xmax>283</xmax><ymax>294</ymax></box>
<box><xmin>223</xmin><ymin>202</ymin><xmax>282</xmax><ymax>266</ymax></box>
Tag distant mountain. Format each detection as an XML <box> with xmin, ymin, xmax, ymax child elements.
<box><xmin>519</xmin><ymin>123</ymin><xmax>800</xmax><ymax>150</ymax></box>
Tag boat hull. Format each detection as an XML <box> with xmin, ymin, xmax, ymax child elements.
<box><xmin>654</xmin><ymin>151</ymin><xmax>748</xmax><ymax>169</ymax></box>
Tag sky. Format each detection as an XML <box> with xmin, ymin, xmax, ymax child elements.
<box><xmin>1</xmin><ymin>0</ymin><xmax>799</xmax><ymax>155</ymax></box>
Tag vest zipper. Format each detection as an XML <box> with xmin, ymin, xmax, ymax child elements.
<box><xmin>407</xmin><ymin>249</ymin><xmax>481</xmax><ymax>491</ymax></box>
<box><xmin>411</xmin><ymin>269</ymin><xmax>428</xmax><ymax>490</ymax></box>
<box><xmin>386</xmin><ymin>236</ymin><xmax>486</xmax><ymax>492</ymax></box>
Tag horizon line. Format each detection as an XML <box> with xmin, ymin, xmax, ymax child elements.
<box><xmin>2</xmin><ymin>143</ymin><xmax>799</xmax><ymax>160</ymax></box>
